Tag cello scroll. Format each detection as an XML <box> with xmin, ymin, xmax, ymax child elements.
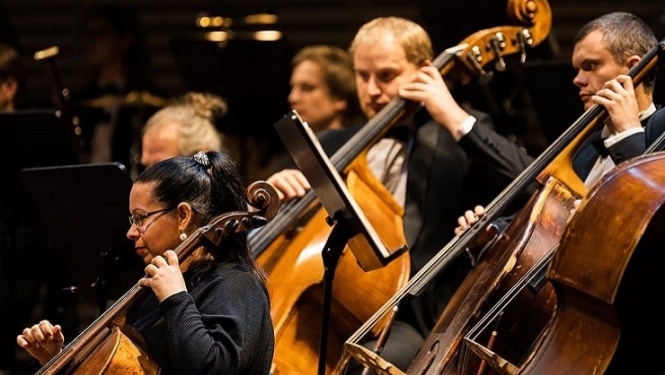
<box><xmin>196</xmin><ymin>180</ymin><xmax>281</xmax><ymax>255</ymax></box>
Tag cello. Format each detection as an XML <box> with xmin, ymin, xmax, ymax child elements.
<box><xmin>260</xmin><ymin>1</ymin><xmax>553</xmax><ymax>374</ymax></box>
<box><xmin>32</xmin><ymin>181</ymin><xmax>279</xmax><ymax>375</ymax></box>
<box><xmin>452</xmin><ymin>41</ymin><xmax>665</xmax><ymax>375</ymax></box>
<box><xmin>513</xmin><ymin>151</ymin><xmax>665</xmax><ymax>374</ymax></box>
<box><xmin>340</xmin><ymin>26</ymin><xmax>663</xmax><ymax>375</ymax></box>
<box><xmin>410</xmin><ymin>40</ymin><xmax>665</xmax><ymax>375</ymax></box>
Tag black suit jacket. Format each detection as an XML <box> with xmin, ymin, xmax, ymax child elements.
<box><xmin>403</xmin><ymin>108</ymin><xmax>534</xmax><ymax>333</ymax></box>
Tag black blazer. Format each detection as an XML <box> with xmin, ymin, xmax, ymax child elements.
<box><xmin>402</xmin><ymin>108</ymin><xmax>534</xmax><ymax>333</ymax></box>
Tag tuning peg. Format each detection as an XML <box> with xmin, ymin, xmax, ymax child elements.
<box><xmin>489</xmin><ymin>32</ymin><xmax>507</xmax><ymax>72</ymax></box>
<box><xmin>517</xmin><ymin>33</ymin><xmax>527</xmax><ymax>63</ymax></box>
<box><xmin>466</xmin><ymin>46</ymin><xmax>492</xmax><ymax>84</ymax></box>
<box><xmin>517</xmin><ymin>29</ymin><xmax>535</xmax><ymax>63</ymax></box>
<box><xmin>223</xmin><ymin>219</ymin><xmax>241</xmax><ymax>235</ymax></box>
<box><xmin>466</xmin><ymin>46</ymin><xmax>487</xmax><ymax>76</ymax></box>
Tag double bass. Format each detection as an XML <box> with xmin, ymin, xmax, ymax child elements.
<box><xmin>32</xmin><ymin>181</ymin><xmax>279</xmax><ymax>375</ymax></box>
<box><xmin>452</xmin><ymin>41</ymin><xmax>665</xmax><ymax>375</ymax></box>
<box><xmin>341</xmin><ymin>25</ymin><xmax>663</xmax><ymax>375</ymax></box>
<box><xmin>515</xmin><ymin>151</ymin><xmax>665</xmax><ymax>374</ymax></box>
<box><xmin>257</xmin><ymin>1</ymin><xmax>553</xmax><ymax>374</ymax></box>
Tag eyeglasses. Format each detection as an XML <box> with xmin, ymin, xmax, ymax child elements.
<box><xmin>128</xmin><ymin>208</ymin><xmax>173</xmax><ymax>229</ymax></box>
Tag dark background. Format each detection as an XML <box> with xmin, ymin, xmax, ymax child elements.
<box><xmin>1</xmin><ymin>1</ymin><xmax>665</xmax><ymax>373</ymax></box>
<box><xmin>3</xmin><ymin>0</ymin><xmax>665</xmax><ymax>169</ymax></box>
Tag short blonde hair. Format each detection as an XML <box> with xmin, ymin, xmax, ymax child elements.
<box><xmin>349</xmin><ymin>17</ymin><xmax>434</xmax><ymax>66</ymax></box>
<box><xmin>143</xmin><ymin>92</ymin><xmax>226</xmax><ymax>156</ymax></box>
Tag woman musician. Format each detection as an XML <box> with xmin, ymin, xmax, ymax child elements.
<box><xmin>17</xmin><ymin>151</ymin><xmax>275</xmax><ymax>375</ymax></box>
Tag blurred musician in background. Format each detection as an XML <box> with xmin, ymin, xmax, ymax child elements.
<box><xmin>140</xmin><ymin>91</ymin><xmax>226</xmax><ymax>169</ymax></box>
<box><xmin>288</xmin><ymin>44</ymin><xmax>365</xmax><ymax>133</ymax></box>
<box><xmin>267</xmin><ymin>44</ymin><xmax>366</xmax><ymax>173</ymax></box>
<box><xmin>73</xmin><ymin>3</ymin><xmax>166</xmax><ymax>175</ymax></box>
<box><xmin>0</xmin><ymin>44</ymin><xmax>22</xmax><ymax>113</ymax></box>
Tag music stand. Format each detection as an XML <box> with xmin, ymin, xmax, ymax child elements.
<box><xmin>0</xmin><ymin>109</ymin><xmax>79</xmax><ymax>171</ymax></box>
<box><xmin>274</xmin><ymin>110</ymin><xmax>407</xmax><ymax>375</ymax></box>
<box><xmin>0</xmin><ymin>110</ymin><xmax>80</xmax><ymax>236</ymax></box>
<box><xmin>20</xmin><ymin>163</ymin><xmax>143</xmax><ymax>313</ymax></box>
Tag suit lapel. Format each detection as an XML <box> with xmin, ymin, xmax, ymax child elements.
<box><xmin>404</xmin><ymin>123</ymin><xmax>439</xmax><ymax>247</ymax></box>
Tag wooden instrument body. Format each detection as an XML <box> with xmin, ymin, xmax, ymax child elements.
<box><xmin>258</xmin><ymin>1</ymin><xmax>556</xmax><ymax>373</ymax></box>
<box><xmin>518</xmin><ymin>152</ymin><xmax>665</xmax><ymax>374</ymax></box>
<box><xmin>408</xmin><ymin>176</ymin><xmax>575</xmax><ymax>375</ymax></box>
<box><xmin>263</xmin><ymin>152</ymin><xmax>410</xmax><ymax>375</ymax></box>
<box><xmin>68</xmin><ymin>324</ymin><xmax>159</xmax><ymax>375</ymax></box>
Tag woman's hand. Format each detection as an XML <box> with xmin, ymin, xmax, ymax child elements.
<box><xmin>16</xmin><ymin>320</ymin><xmax>65</xmax><ymax>366</ymax></box>
<box><xmin>139</xmin><ymin>250</ymin><xmax>187</xmax><ymax>302</ymax></box>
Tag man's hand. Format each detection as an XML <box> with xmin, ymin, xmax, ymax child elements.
<box><xmin>455</xmin><ymin>205</ymin><xmax>486</xmax><ymax>236</ymax></box>
<box><xmin>592</xmin><ymin>74</ymin><xmax>642</xmax><ymax>134</ymax></box>
<box><xmin>398</xmin><ymin>64</ymin><xmax>471</xmax><ymax>140</ymax></box>
<box><xmin>266</xmin><ymin>169</ymin><xmax>311</xmax><ymax>202</ymax></box>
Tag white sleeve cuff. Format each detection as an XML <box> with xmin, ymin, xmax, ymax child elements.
<box><xmin>459</xmin><ymin>115</ymin><xmax>476</xmax><ymax>137</ymax></box>
<box><xmin>604</xmin><ymin>127</ymin><xmax>644</xmax><ymax>148</ymax></box>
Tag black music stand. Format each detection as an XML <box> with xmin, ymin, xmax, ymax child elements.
<box><xmin>20</xmin><ymin>163</ymin><xmax>143</xmax><ymax>313</ymax></box>
<box><xmin>0</xmin><ymin>109</ymin><xmax>79</xmax><ymax>170</ymax></box>
<box><xmin>274</xmin><ymin>110</ymin><xmax>407</xmax><ymax>375</ymax></box>
<box><xmin>0</xmin><ymin>109</ymin><xmax>82</xmax><ymax>358</ymax></box>
<box><xmin>0</xmin><ymin>110</ymin><xmax>80</xmax><ymax>238</ymax></box>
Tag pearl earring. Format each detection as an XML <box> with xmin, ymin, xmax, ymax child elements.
<box><xmin>179</xmin><ymin>232</ymin><xmax>187</xmax><ymax>241</ymax></box>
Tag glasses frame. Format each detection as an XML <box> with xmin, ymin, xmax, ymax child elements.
<box><xmin>128</xmin><ymin>208</ymin><xmax>174</xmax><ymax>229</ymax></box>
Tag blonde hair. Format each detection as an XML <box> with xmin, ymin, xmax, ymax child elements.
<box><xmin>349</xmin><ymin>17</ymin><xmax>434</xmax><ymax>66</ymax></box>
<box><xmin>144</xmin><ymin>92</ymin><xmax>226</xmax><ymax>156</ymax></box>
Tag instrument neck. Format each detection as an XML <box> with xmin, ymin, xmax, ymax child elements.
<box><xmin>249</xmin><ymin>47</ymin><xmax>461</xmax><ymax>256</ymax></box>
